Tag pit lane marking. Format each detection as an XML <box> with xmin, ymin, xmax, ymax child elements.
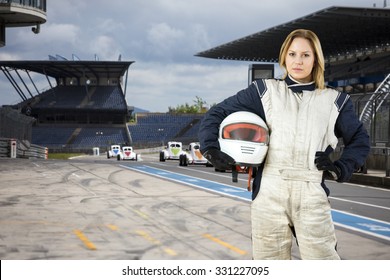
<box><xmin>121</xmin><ymin>164</ymin><xmax>390</xmax><ymax>241</ymax></box>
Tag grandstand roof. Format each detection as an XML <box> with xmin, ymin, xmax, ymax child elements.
<box><xmin>0</xmin><ymin>60</ymin><xmax>134</xmax><ymax>80</ymax></box>
<box><xmin>195</xmin><ymin>6</ymin><xmax>390</xmax><ymax>63</ymax></box>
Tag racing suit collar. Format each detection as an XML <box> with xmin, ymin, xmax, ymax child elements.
<box><xmin>285</xmin><ymin>74</ymin><xmax>316</xmax><ymax>93</ymax></box>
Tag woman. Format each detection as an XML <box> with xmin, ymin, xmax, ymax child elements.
<box><xmin>198</xmin><ymin>29</ymin><xmax>370</xmax><ymax>259</ymax></box>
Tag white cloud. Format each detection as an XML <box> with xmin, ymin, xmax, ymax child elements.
<box><xmin>146</xmin><ymin>23</ymin><xmax>185</xmax><ymax>58</ymax></box>
<box><xmin>147</xmin><ymin>23</ymin><xmax>184</xmax><ymax>45</ymax></box>
<box><xmin>0</xmin><ymin>52</ymin><xmax>22</xmax><ymax>61</ymax></box>
<box><xmin>40</xmin><ymin>23</ymin><xmax>80</xmax><ymax>45</ymax></box>
<box><xmin>125</xmin><ymin>60</ymin><xmax>250</xmax><ymax>112</ymax></box>
<box><xmin>2</xmin><ymin>23</ymin><xmax>80</xmax><ymax>59</ymax></box>
<box><xmin>89</xmin><ymin>35</ymin><xmax>122</xmax><ymax>61</ymax></box>
<box><xmin>96</xmin><ymin>18</ymin><xmax>126</xmax><ymax>34</ymax></box>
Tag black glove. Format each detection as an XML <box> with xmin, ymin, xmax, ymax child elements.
<box><xmin>314</xmin><ymin>151</ymin><xmax>341</xmax><ymax>180</ymax></box>
<box><xmin>202</xmin><ymin>148</ymin><xmax>235</xmax><ymax>170</ymax></box>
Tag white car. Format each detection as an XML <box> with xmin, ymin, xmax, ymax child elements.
<box><xmin>107</xmin><ymin>145</ymin><xmax>121</xmax><ymax>158</ymax></box>
<box><xmin>117</xmin><ymin>146</ymin><xmax>138</xmax><ymax>161</ymax></box>
<box><xmin>179</xmin><ymin>142</ymin><xmax>212</xmax><ymax>166</ymax></box>
<box><xmin>159</xmin><ymin>141</ymin><xmax>186</xmax><ymax>161</ymax></box>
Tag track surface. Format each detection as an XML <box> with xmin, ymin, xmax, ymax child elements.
<box><xmin>0</xmin><ymin>154</ymin><xmax>389</xmax><ymax>260</ymax></box>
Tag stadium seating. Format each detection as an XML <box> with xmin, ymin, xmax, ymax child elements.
<box><xmin>33</xmin><ymin>86</ymin><xmax>127</xmax><ymax>110</ymax></box>
<box><xmin>34</xmin><ymin>86</ymin><xmax>86</xmax><ymax>109</ymax></box>
<box><xmin>128</xmin><ymin>113</ymin><xmax>204</xmax><ymax>145</ymax></box>
<box><xmin>72</xmin><ymin>127</ymin><xmax>128</xmax><ymax>148</ymax></box>
<box><xmin>32</xmin><ymin>126</ymin><xmax>75</xmax><ymax>148</ymax></box>
<box><xmin>27</xmin><ymin>83</ymin><xmax>130</xmax><ymax>151</ymax></box>
<box><xmin>29</xmin><ymin>86</ymin><xmax>206</xmax><ymax>150</ymax></box>
<box><xmin>32</xmin><ymin>126</ymin><xmax>128</xmax><ymax>149</ymax></box>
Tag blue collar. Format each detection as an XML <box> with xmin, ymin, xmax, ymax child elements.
<box><xmin>285</xmin><ymin>75</ymin><xmax>316</xmax><ymax>93</ymax></box>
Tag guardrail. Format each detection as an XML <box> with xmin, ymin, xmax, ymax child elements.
<box><xmin>0</xmin><ymin>138</ymin><xmax>47</xmax><ymax>159</ymax></box>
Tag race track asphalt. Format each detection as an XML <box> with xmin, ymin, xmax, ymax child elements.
<box><xmin>0</xmin><ymin>155</ymin><xmax>389</xmax><ymax>260</ymax></box>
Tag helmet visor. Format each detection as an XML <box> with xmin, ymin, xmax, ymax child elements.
<box><xmin>222</xmin><ymin>123</ymin><xmax>269</xmax><ymax>144</ymax></box>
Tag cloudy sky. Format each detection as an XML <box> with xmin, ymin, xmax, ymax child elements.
<box><xmin>0</xmin><ymin>0</ymin><xmax>381</xmax><ymax>112</ymax></box>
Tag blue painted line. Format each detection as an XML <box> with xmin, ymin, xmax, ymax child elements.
<box><xmin>120</xmin><ymin>164</ymin><xmax>251</xmax><ymax>201</ymax></box>
<box><xmin>332</xmin><ymin>210</ymin><xmax>390</xmax><ymax>240</ymax></box>
<box><xmin>121</xmin><ymin>164</ymin><xmax>390</xmax><ymax>241</ymax></box>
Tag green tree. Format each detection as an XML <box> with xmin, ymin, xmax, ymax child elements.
<box><xmin>168</xmin><ymin>96</ymin><xmax>209</xmax><ymax>113</ymax></box>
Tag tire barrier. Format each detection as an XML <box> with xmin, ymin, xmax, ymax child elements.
<box><xmin>0</xmin><ymin>138</ymin><xmax>47</xmax><ymax>159</ymax></box>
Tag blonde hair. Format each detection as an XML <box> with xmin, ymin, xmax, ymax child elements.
<box><xmin>279</xmin><ymin>29</ymin><xmax>325</xmax><ymax>89</ymax></box>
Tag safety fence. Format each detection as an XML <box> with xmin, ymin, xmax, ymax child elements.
<box><xmin>0</xmin><ymin>107</ymin><xmax>34</xmax><ymax>142</ymax></box>
<box><xmin>0</xmin><ymin>138</ymin><xmax>47</xmax><ymax>159</ymax></box>
<box><xmin>369</xmin><ymin>146</ymin><xmax>390</xmax><ymax>177</ymax></box>
<box><xmin>351</xmin><ymin>74</ymin><xmax>390</xmax><ymax>146</ymax></box>
<box><xmin>335</xmin><ymin>144</ymin><xmax>390</xmax><ymax>177</ymax></box>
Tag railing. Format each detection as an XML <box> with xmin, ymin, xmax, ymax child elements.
<box><xmin>358</xmin><ymin>73</ymin><xmax>390</xmax><ymax>142</ymax></box>
<box><xmin>352</xmin><ymin>92</ymin><xmax>390</xmax><ymax>146</ymax></box>
<box><xmin>0</xmin><ymin>0</ymin><xmax>46</xmax><ymax>12</ymax></box>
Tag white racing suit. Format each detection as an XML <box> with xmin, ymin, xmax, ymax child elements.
<box><xmin>252</xmin><ymin>79</ymin><xmax>342</xmax><ymax>259</ymax></box>
<box><xmin>198</xmin><ymin>76</ymin><xmax>370</xmax><ymax>260</ymax></box>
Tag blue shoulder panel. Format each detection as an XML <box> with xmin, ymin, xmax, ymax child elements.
<box><xmin>253</xmin><ymin>79</ymin><xmax>267</xmax><ymax>98</ymax></box>
<box><xmin>335</xmin><ymin>91</ymin><xmax>350</xmax><ymax>112</ymax></box>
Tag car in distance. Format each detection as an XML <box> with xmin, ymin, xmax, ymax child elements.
<box><xmin>179</xmin><ymin>142</ymin><xmax>212</xmax><ymax>167</ymax></box>
<box><xmin>107</xmin><ymin>145</ymin><xmax>121</xmax><ymax>158</ymax></box>
<box><xmin>117</xmin><ymin>146</ymin><xmax>138</xmax><ymax>161</ymax></box>
<box><xmin>159</xmin><ymin>141</ymin><xmax>186</xmax><ymax>161</ymax></box>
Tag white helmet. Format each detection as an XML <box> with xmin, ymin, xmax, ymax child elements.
<box><xmin>218</xmin><ymin>111</ymin><xmax>269</xmax><ymax>166</ymax></box>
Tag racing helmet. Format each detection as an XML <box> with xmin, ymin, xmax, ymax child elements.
<box><xmin>218</xmin><ymin>111</ymin><xmax>269</xmax><ymax>166</ymax></box>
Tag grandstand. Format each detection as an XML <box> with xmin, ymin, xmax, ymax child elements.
<box><xmin>0</xmin><ymin>58</ymin><xmax>204</xmax><ymax>152</ymax></box>
<box><xmin>128</xmin><ymin>113</ymin><xmax>203</xmax><ymax>148</ymax></box>
<box><xmin>0</xmin><ymin>59</ymin><xmax>135</xmax><ymax>152</ymax></box>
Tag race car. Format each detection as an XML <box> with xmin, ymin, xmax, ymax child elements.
<box><xmin>179</xmin><ymin>142</ymin><xmax>212</xmax><ymax>167</ymax></box>
<box><xmin>159</xmin><ymin>141</ymin><xmax>186</xmax><ymax>161</ymax></box>
<box><xmin>107</xmin><ymin>145</ymin><xmax>121</xmax><ymax>158</ymax></box>
<box><xmin>117</xmin><ymin>146</ymin><xmax>138</xmax><ymax>161</ymax></box>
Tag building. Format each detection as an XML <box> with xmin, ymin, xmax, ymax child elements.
<box><xmin>0</xmin><ymin>0</ymin><xmax>47</xmax><ymax>47</ymax></box>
